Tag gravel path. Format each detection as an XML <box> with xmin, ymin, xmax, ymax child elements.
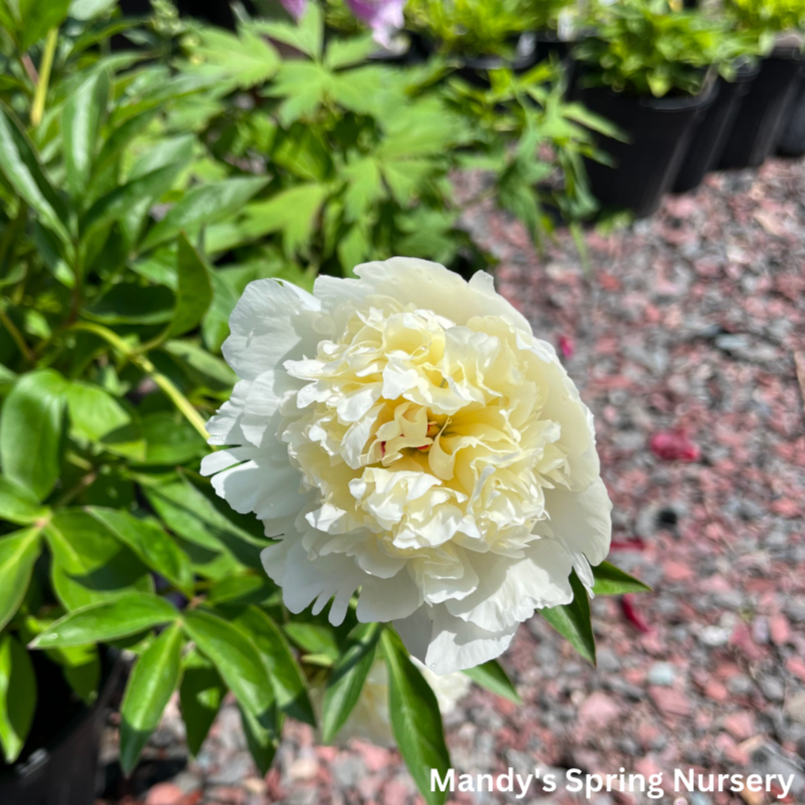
<box><xmin>99</xmin><ymin>159</ymin><xmax>805</xmax><ymax>805</ymax></box>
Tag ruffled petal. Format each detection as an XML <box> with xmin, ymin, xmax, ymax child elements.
<box><xmin>262</xmin><ymin>540</ymin><xmax>364</xmax><ymax>625</ymax></box>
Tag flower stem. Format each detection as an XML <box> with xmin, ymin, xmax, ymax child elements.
<box><xmin>31</xmin><ymin>28</ymin><xmax>58</xmax><ymax>127</ymax></box>
<box><xmin>0</xmin><ymin>303</ymin><xmax>35</xmax><ymax>363</ymax></box>
<box><xmin>68</xmin><ymin>322</ymin><xmax>211</xmax><ymax>441</ymax></box>
<box><xmin>138</xmin><ymin>353</ymin><xmax>212</xmax><ymax>441</ymax></box>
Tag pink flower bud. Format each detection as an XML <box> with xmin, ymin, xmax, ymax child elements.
<box><xmin>345</xmin><ymin>0</ymin><xmax>406</xmax><ymax>48</ymax></box>
<box><xmin>279</xmin><ymin>0</ymin><xmax>307</xmax><ymax>21</ymax></box>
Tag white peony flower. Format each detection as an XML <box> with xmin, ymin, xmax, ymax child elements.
<box><xmin>201</xmin><ymin>258</ymin><xmax>611</xmax><ymax>675</ymax></box>
<box><xmin>310</xmin><ymin>657</ymin><xmax>471</xmax><ymax>748</ymax></box>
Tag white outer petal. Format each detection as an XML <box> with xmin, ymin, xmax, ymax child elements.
<box><xmin>394</xmin><ymin>604</ymin><xmax>518</xmax><ymax>675</ymax></box>
<box><xmin>312</xmin><ymin>274</ymin><xmax>371</xmax><ymax>333</ymax></box>
<box><xmin>537</xmin><ymin>477</ymin><xmax>612</xmax><ymax>568</ymax></box>
<box><xmin>261</xmin><ymin>540</ymin><xmax>365</xmax><ymax>626</ymax></box>
<box><xmin>240</xmin><ymin>369</ymin><xmax>301</xmax><ymax>448</ymax></box>
<box><xmin>205</xmin><ymin>379</ymin><xmax>251</xmax><ymax>446</ymax></box>
<box><xmin>222</xmin><ymin>279</ymin><xmax>321</xmax><ymax>381</ymax></box>
<box><xmin>357</xmin><ymin>569</ymin><xmax>423</xmax><ymax>622</ymax></box>
<box><xmin>443</xmin><ymin>539</ymin><xmax>575</xmax><ymax>631</ymax></box>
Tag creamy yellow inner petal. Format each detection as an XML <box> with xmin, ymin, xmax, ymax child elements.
<box><xmin>281</xmin><ymin>296</ymin><xmax>572</xmax><ymax>580</ymax></box>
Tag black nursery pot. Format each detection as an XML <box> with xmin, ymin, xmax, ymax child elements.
<box><xmin>453</xmin><ymin>48</ymin><xmax>537</xmax><ymax>89</ymax></box>
<box><xmin>673</xmin><ymin>62</ymin><xmax>760</xmax><ymax>194</ymax></box>
<box><xmin>776</xmin><ymin>68</ymin><xmax>805</xmax><ymax>156</ymax></box>
<box><xmin>577</xmin><ymin>81</ymin><xmax>716</xmax><ymax>218</ymax></box>
<box><xmin>0</xmin><ymin>652</ymin><xmax>121</xmax><ymax>805</ymax></box>
<box><xmin>718</xmin><ymin>46</ymin><xmax>804</xmax><ymax>169</ymax></box>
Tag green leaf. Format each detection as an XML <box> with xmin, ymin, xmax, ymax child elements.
<box><xmin>0</xmin><ymin>476</ymin><xmax>49</xmax><ymax>525</ymax></box>
<box><xmin>63</xmin><ymin>67</ymin><xmax>110</xmax><ymax>201</ymax></box>
<box><xmin>119</xmin><ymin>623</ymin><xmax>184</xmax><ymax>774</ymax></box>
<box><xmin>164</xmin><ymin>233</ymin><xmax>213</xmax><ymax>339</ymax></box>
<box><xmin>161</xmin><ymin>341</ymin><xmax>237</xmax><ymax>388</ymax></box>
<box><xmin>44</xmin><ymin>510</ymin><xmax>153</xmax><ymax>610</ymax></box>
<box><xmin>62</xmin><ymin>646</ymin><xmax>101</xmax><ymax>705</ymax></box>
<box><xmin>0</xmin><ymin>369</ymin><xmax>67</xmax><ymax>501</ymax></box>
<box><xmin>140</xmin><ymin>176</ymin><xmax>269</xmax><ymax>252</ymax></box>
<box><xmin>238</xmin><ymin>183</ymin><xmax>328</xmax><ymax>256</ymax></box>
<box><xmin>66</xmin><ymin>381</ymin><xmax>130</xmax><ymax>443</ymax></box>
<box><xmin>92</xmin><ymin>107</ymin><xmax>161</xmax><ymax>179</ymax></box>
<box><xmin>194</xmin><ymin>27</ymin><xmax>280</xmax><ymax>89</ymax></box>
<box><xmin>541</xmin><ymin>571</ymin><xmax>596</xmax><ymax>665</ymax></box>
<box><xmin>592</xmin><ymin>561</ymin><xmax>651</xmax><ymax>596</ymax></box>
<box><xmin>239</xmin><ymin>700</ymin><xmax>278</xmax><ymax>776</ymax></box>
<box><xmin>83</xmin><ymin>282</ymin><xmax>175</xmax><ymax>324</ymax></box>
<box><xmin>69</xmin><ymin>0</ymin><xmax>118</xmax><ymax>21</ymax></box>
<box><xmin>208</xmin><ymin>576</ymin><xmax>271</xmax><ymax>605</ymax></box>
<box><xmin>30</xmin><ymin>593</ymin><xmax>178</xmax><ymax>648</ymax></box>
<box><xmin>182</xmin><ymin>610</ymin><xmax>279</xmax><ymax>768</ymax></box>
<box><xmin>382</xmin><ymin>630</ymin><xmax>450</xmax><ymax>805</ymax></box>
<box><xmin>341</xmin><ymin>157</ymin><xmax>384</xmax><ymax>222</ymax></box>
<box><xmin>87</xmin><ymin>508</ymin><xmax>193</xmax><ymax>595</ymax></box>
<box><xmin>179</xmin><ymin>647</ymin><xmax>225</xmax><ymax>757</ymax></box>
<box><xmin>182</xmin><ymin>610</ymin><xmax>276</xmax><ymax>719</ymax></box>
<box><xmin>0</xmin><ymin>527</ymin><xmax>42</xmax><ymax>631</ymax></box>
<box><xmin>136</xmin><ymin>412</ymin><xmax>208</xmax><ymax>466</ymax></box>
<box><xmin>325</xmin><ymin>34</ymin><xmax>376</xmax><ymax>70</ymax></box>
<box><xmin>253</xmin><ymin>3</ymin><xmax>322</xmax><ymax>59</ymax></box>
<box><xmin>227</xmin><ymin>605</ymin><xmax>315</xmax><ymax>726</ymax></box>
<box><xmin>202</xmin><ymin>269</ymin><xmax>240</xmax><ymax>353</ymax></box>
<box><xmin>322</xmin><ymin>622</ymin><xmax>380</xmax><ymax>743</ymax></box>
<box><xmin>0</xmin><ymin>104</ymin><xmax>69</xmax><ymax>245</ymax></box>
<box><xmin>283</xmin><ymin>622</ymin><xmax>339</xmax><ymax>660</ymax></box>
<box><xmin>81</xmin><ymin>163</ymin><xmax>186</xmax><ymax>241</ymax></box>
<box><xmin>268</xmin><ymin>61</ymin><xmax>329</xmax><ymax>126</ymax></box>
<box><xmin>0</xmin><ymin>635</ymin><xmax>36</xmax><ymax>764</ymax></box>
<box><xmin>462</xmin><ymin>660</ymin><xmax>520</xmax><ymax>704</ymax></box>
<box><xmin>137</xmin><ymin>471</ymin><xmax>266</xmax><ymax>570</ymax></box>
<box><xmin>19</xmin><ymin>0</ymin><xmax>71</xmax><ymax>50</ymax></box>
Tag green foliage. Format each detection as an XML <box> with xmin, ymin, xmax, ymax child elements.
<box><xmin>462</xmin><ymin>659</ymin><xmax>520</xmax><ymax>703</ymax></box>
<box><xmin>541</xmin><ymin>571</ymin><xmax>596</xmax><ymax>664</ymax></box>
<box><xmin>119</xmin><ymin>623</ymin><xmax>184</xmax><ymax>773</ymax></box>
<box><xmin>382</xmin><ymin>630</ymin><xmax>452</xmax><ymax>805</ymax></box>
<box><xmin>0</xmin><ymin>5</ymin><xmax>644</xmax><ymax>800</ymax></box>
<box><xmin>575</xmin><ymin>0</ymin><xmax>761</xmax><ymax>97</ymax></box>
<box><xmin>322</xmin><ymin>622</ymin><xmax>381</xmax><ymax>743</ymax></box>
<box><xmin>725</xmin><ymin>0</ymin><xmax>805</xmax><ymax>52</ymax></box>
<box><xmin>406</xmin><ymin>0</ymin><xmax>534</xmax><ymax>58</ymax></box>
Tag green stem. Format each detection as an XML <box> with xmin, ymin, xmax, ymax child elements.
<box><xmin>31</xmin><ymin>28</ymin><xmax>58</xmax><ymax>127</ymax></box>
<box><xmin>0</xmin><ymin>304</ymin><xmax>35</xmax><ymax>363</ymax></box>
<box><xmin>67</xmin><ymin>322</ymin><xmax>211</xmax><ymax>441</ymax></box>
<box><xmin>139</xmin><ymin>353</ymin><xmax>212</xmax><ymax>442</ymax></box>
<box><xmin>55</xmin><ymin>470</ymin><xmax>97</xmax><ymax>507</ymax></box>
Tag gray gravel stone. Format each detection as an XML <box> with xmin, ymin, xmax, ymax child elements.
<box><xmin>759</xmin><ymin>675</ymin><xmax>786</xmax><ymax>702</ymax></box>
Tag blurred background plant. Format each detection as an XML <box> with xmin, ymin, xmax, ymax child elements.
<box><xmin>404</xmin><ymin>0</ymin><xmax>535</xmax><ymax>57</ymax></box>
<box><xmin>724</xmin><ymin>0</ymin><xmax>805</xmax><ymax>53</ymax></box>
<box><xmin>573</xmin><ymin>0</ymin><xmax>761</xmax><ymax>97</ymax></box>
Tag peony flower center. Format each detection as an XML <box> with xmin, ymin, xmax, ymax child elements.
<box><xmin>281</xmin><ymin>298</ymin><xmax>572</xmax><ymax>562</ymax></box>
